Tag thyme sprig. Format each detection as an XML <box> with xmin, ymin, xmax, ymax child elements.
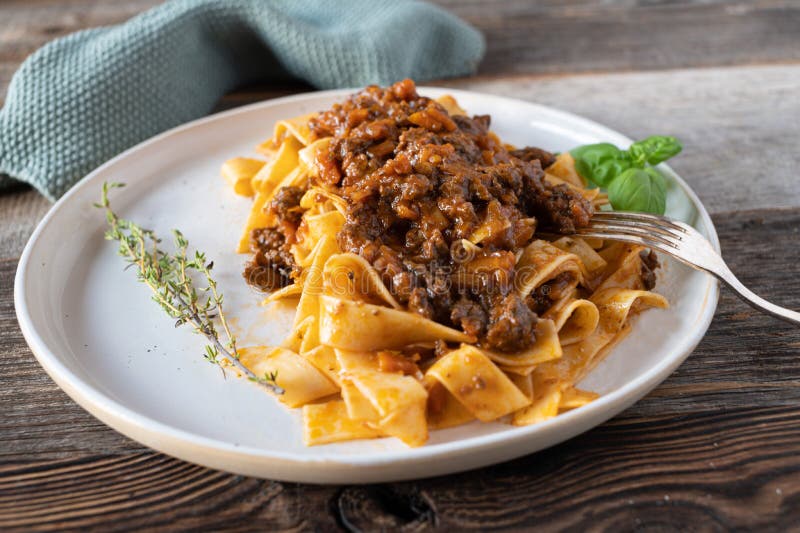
<box><xmin>96</xmin><ymin>182</ymin><xmax>282</xmax><ymax>395</ymax></box>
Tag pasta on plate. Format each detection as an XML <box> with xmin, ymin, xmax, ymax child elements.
<box><xmin>222</xmin><ymin>80</ymin><xmax>668</xmax><ymax>447</ymax></box>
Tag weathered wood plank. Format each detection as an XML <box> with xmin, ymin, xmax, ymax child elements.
<box><xmin>2</xmin><ymin>0</ymin><xmax>800</xmax><ymax>100</ymax></box>
<box><xmin>0</xmin><ymin>189</ymin><xmax>49</xmax><ymax>260</ymax></box>
<box><xmin>0</xmin><ymin>406</ymin><xmax>798</xmax><ymax>531</ymax></box>
<box><xmin>441</xmin><ymin>0</ymin><xmax>800</xmax><ymax>76</ymax></box>
<box><xmin>1</xmin><ymin>207</ymin><xmax>798</xmax><ymax>530</ymax></box>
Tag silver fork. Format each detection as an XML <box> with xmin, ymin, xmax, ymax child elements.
<box><xmin>574</xmin><ymin>211</ymin><xmax>800</xmax><ymax>325</ymax></box>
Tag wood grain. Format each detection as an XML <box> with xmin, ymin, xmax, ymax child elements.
<box><xmin>2</xmin><ymin>0</ymin><xmax>800</xmax><ymax>99</ymax></box>
<box><xmin>1</xmin><ymin>207</ymin><xmax>799</xmax><ymax>530</ymax></box>
<box><xmin>0</xmin><ymin>190</ymin><xmax>49</xmax><ymax>260</ymax></box>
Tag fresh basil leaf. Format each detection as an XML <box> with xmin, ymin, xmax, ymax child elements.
<box><xmin>628</xmin><ymin>135</ymin><xmax>682</xmax><ymax>166</ymax></box>
<box><xmin>607</xmin><ymin>167</ymin><xmax>667</xmax><ymax>214</ymax></box>
<box><xmin>570</xmin><ymin>143</ymin><xmax>632</xmax><ymax>187</ymax></box>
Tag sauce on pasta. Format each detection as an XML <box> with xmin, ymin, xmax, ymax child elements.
<box><xmin>245</xmin><ymin>79</ymin><xmax>596</xmax><ymax>353</ymax></box>
<box><xmin>222</xmin><ymin>81</ymin><xmax>668</xmax><ymax>447</ymax></box>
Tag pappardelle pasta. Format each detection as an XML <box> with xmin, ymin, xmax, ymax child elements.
<box><xmin>222</xmin><ymin>80</ymin><xmax>667</xmax><ymax>447</ymax></box>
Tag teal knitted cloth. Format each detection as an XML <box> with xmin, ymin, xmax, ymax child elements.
<box><xmin>0</xmin><ymin>0</ymin><xmax>484</xmax><ymax>200</ymax></box>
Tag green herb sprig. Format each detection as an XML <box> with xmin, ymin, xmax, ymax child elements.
<box><xmin>95</xmin><ymin>182</ymin><xmax>282</xmax><ymax>395</ymax></box>
<box><xmin>570</xmin><ymin>135</ymin><xmax>682</xmax><ymax>214</ymax></box>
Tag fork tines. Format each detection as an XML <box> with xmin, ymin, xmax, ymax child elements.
<box><xmin>575</xmin><ymin>211</ymin><xmax>690</xmax><ymax>251</ymax></box>
<box><xmin>571</xmin><ymin>211</ymin><xmax>800</xmax><ymax>326</ymax></box>
<box><xmin>591</xmin><ymin>211</ymin><xmax>688</xmax><ymax>232</ymax></box>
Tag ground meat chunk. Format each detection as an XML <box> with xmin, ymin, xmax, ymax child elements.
<box><xmin>267</xmin><ymin>186</ymin><xmax>305</xmax><ymax>226</ymax></box>
<box><xmin>266</xmin><ymin>186</ymin><xmax>305</xmax><ymax>245</ymax></box>
<box><xmin>450</xmin><ymin>295</ymin><xmax>488</xmax><ymax>339</ymax></box>
<box><xmin>510</xmin><ymin>146</ymin><xmax>557</xmax><ymax>169</ymax></box>
<box><xmin>484</xmin><ymin>293</ymin><xmax>538</xmax><ymax>353</ymax></box>
<box><xmin>408</xmin><ymin>287</ymin><xmax>434</xmax><ymax>319</ymax></box>
<box><xmin>525</xmin><ymin>271</ymin><xmax>576</xmax><ymax>314</ymax></box>
<box><xmin>242</xmin><ymin>228</ymin><xmax>299</xmax><ymax>291</ymax></box>
<box><xmin>523</xmin><ymin>181</ymin><xmax>593</xmax><ymax>234</ymax></box>
<box><xmin>640</xmin><ymin>250</ymin><xmax>660</xmax><ymax>290</ymax></box>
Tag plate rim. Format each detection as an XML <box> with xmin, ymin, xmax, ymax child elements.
<box><xmin>14</xmin><ymin>87</ymin><xmax>720</xmax><ymax>480</ymax></box>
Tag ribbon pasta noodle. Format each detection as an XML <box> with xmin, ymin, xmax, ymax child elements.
<box><xmin>223</xmin><ymin>81</ymin><xmax>668</xmax><ymax>447</ymax></box>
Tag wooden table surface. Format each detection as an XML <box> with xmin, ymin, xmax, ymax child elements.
<box><xmin>2</xmin><ymin>1</ymin><xmax>800</xmax><ymax>531</ymax></box>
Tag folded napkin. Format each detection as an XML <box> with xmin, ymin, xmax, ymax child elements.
<box><xmin>0</xmin><ymin>0</ymin><xmax>484</xmax><ymax>200</ymax></box>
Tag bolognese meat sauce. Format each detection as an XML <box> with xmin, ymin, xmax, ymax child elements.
<box><xmin>246</xmin><ymin>79</ymin><xmax>596</xmax><ymax>352</ymax></box>
<box><xmin>242</xmin><ymin>187</ymin><xmax>304</xmax><ymax>291</ymax></box>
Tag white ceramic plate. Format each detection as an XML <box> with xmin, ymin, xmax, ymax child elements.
<box><xmin>15</xmin><ymin>88</ymin><xmax>719</xmax><ymax>484</ymax></box>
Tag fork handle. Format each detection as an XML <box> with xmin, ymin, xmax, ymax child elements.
<box><xmin>713</xmin><ymin>264</ymin><xmax>800</xmax><ymax>325</ymax></box>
